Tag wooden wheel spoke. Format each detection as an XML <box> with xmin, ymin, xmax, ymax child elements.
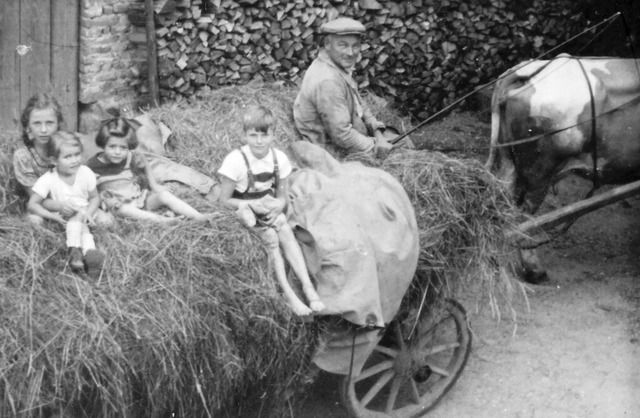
<box><xmin>422</xmin><ymin>341</ymin><xmax>460</xmax><ymax>355</ymax></box>
<box><xmin>395</xmin><ymin>322</ymin><xmax>407</xmax><ymax>350</ymax></box>
<box><xmin>373</xmin><ymin>344</ymin><xmax>398</xmax><ymax>358</ymax></box>
<box><xmin>409</xmin><ymin>377</ymin><xmax>421</xmax><ymax>403</ymax></box>
<box><xmin>425</xmin><ymin>362</ymin><xmax>450</xmax><ymax>377</ymax></box>
<box><xmin>361</xmin><ymin>370</ymin><xmax>394</xmax><ymax>407</ymax></box>
<box><xmin>385</xmin><ymin>376</ymin><xmax>402</xmax><ymax>413</ymax></box>
<box><xmin>353</xmin><ymin>360</ymin><xmax>394</xmax><ymax>383</ymax></box>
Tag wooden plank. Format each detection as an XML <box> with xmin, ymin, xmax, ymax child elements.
<box><xmin>146</xmin><ymin>0</ymin><xmax>161</xmax><ymax>106</ymax></box>
<box><xmin>0</xmin><ymin>1</ymin><xmax>21</xmax><ymax>129</ymax></box>
<box><xmin>509</xmin><ymin>179</ymin><xmax>640</xmax><ymax>238</ymax></box>
<box><xmin>20</xmin><ymin>0</ymin><xmax>53</xmax><ymax>118</ymax></box>
<box><xmin>51</xmin><ymin>0</ymin><xmax>79</xmax><ymax>130</ymax></box>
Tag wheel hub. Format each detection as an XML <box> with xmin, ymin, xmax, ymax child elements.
<box><xmin>393</xmin><ymin>346</ymin><xmax>424</xmax><ymax>376</ymax></box>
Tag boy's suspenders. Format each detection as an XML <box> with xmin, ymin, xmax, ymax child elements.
<box><xmin>231</xmin><ymin>148</ymin><xmax>280</xmax><ymax>200</ymax></box>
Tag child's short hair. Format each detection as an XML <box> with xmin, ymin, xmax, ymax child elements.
<box><xmin>243</xmin><ymin>105</ymin><xmax>275</xmax><ymax>133</ymax></box>
<box><xmin>20</xmin><ymin>93</ymin><xmax>65</xmax><ymax>146</ymax></box>
<box><xmin>95</xmin><ymin>117</ymin><xmax>139</xmax><ymax>150</ymax></box>
<box><xmin>47</xmin><ymin>131</ymin><xmax>83</xmax><ymax>160</ymax></box>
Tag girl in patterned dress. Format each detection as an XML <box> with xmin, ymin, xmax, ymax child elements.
<box><xmin>87</xmin><ymin>117</ymin><xmax>204</xmax><ymax>223</ymax></box>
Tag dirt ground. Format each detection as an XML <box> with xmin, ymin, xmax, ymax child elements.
<box><xmin>293</xmin><ymin>114</ymin><xmax>640</xmax><ymax>418</ymax></box>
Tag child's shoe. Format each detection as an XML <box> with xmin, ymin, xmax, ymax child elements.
<box><xmin>84</xmin><ymin>249</ymin><xmax>105</xmax><ymax>279</ymax></box>
<box><xmin>68</xmin><ymin>247</ymin><xmax>84</xmax><ymax>271</ymax></box>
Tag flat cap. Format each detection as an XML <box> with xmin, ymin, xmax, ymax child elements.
<box><xmin>320</xmin><ymin>17</ymin><xmax>366</xmax><ymax>36</ymax></box>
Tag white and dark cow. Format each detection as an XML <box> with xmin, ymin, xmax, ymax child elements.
<box><xmin>486</xmin><ymin>53</ymin><xmax>640</xmax><ymax>282</ymax></box>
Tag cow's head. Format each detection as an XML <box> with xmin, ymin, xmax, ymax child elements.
<box><xmin>506</xmin><ymin>114</ymin><xmax>572</xmax><ymax>214</ymax></box>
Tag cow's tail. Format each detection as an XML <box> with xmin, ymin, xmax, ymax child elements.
<box><xmin>485</xmin><ymin>60</ymin><xmax>538</xmax><ymax>173</ymax></box>
<box><xmin>484</xmin><ymin>67</ymin><xmax>520</xmax><ymax>199</ymax></box>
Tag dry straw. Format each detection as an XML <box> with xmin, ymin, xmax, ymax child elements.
<box><xmin>0</xmin><ymin>214</ymin><xmax>319</xmax><ymax>417</ymax></box>
<box><xmin>0</xmin><ymin>81</ymin><xmax>525</xmax><ymax>417</ymax></box>
<box><xmin>0</xmin><ymin>129</ymin><xmax>22</xmax><ymax>214</ymax></box>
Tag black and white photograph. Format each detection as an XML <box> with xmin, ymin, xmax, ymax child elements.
<box><xmin>1</xmin><ymin>0</ymin><xmax>639</xmax><ymax>417</ymax></box>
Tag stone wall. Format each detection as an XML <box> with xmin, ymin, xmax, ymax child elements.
<box><xmin>79</xmin><ymin>0</ymin><xmax>147</xmax><ymax>118</ymax></box>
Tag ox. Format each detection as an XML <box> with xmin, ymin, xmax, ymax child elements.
<box><xmin>486</xmin><ymin>53</ymin><xmax>640</xmax><ymax>283</ymax></box>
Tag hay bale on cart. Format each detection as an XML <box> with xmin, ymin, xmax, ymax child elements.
<box><xmin>0</xmin><ymin>82</ymin><xmax>524</xmax><ymax>417</ymax></box>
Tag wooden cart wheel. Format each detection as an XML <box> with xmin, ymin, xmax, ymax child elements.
<box><xmin>342</xmin><ymin>298</ymin><xmax>471</xmax><ymax>418</ymax></box>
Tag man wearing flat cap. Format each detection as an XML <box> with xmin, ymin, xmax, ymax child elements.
<box><xmin>294</xmin><ymin>17</ymin><xmax>407</xmax><ymax>158</ymax></box>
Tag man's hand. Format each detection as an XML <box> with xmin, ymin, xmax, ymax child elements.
<box><xmin>374</xmin><ymin>131</ymin><xmax>393</xmax><ymax>159</ymax></box>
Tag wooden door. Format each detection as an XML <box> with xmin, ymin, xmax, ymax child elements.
<box><xmin>0</xmin><ymin>0</ymin><xmax>79</xmax><ymax>131</ymax></box>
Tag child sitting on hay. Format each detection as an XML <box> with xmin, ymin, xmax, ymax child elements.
<box><xmin>87</xmin><ymin>117</ymin><xmax>206</xmax><ymax>223</ymax></box>
<box><xmin>27</xmin><ymin>131</ymin><xmax>105</xmax><ymax>277</ymax></box>
<box><xmin>218</xmin><ymin>105</ymin><xmax>325</xmax><ymax>316</ymax></box>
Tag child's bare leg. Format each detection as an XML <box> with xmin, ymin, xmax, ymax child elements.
<box><xmin>149</xmin><ymin>190</ymin><xmax>203</xmax><ymax>219</ymax></box>
<box><xmin>117</xmin><ymin>203</ymin><xmax>175</xmax><ymax>223</ymax></box>
<box><xmin>263</xmin><ymin>228</ymin><xmax>312</xmax><ymax>316</ymax></box>
<box><xmin>274</xmin><ymin>216</ymin><xmax>325</xmax><ymax>312</ymax></box>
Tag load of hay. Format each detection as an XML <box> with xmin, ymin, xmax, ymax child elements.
<box><xmin>0</xmin><ymin>82</ymin><xmax>524</xmax><ymax>417</ymax></box>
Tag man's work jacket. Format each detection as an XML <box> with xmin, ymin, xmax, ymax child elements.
<box><xmin>293</xmin><ymin>49</ymin><xmax>385</xmax><ymax>157</ymax></box>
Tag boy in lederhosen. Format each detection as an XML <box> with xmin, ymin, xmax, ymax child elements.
<box><xmin>218</xmin><ymin>105</ymin><xmax>325</xmax><ymax>316</ymax></box>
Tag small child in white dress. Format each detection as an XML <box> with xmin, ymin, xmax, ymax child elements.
<box><xmin>28</xmin><ymin>131</ymin><xmax>105</xmax><ymax>277</ymax></box>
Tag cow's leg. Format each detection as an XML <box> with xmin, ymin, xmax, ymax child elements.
<box><xmin>514</xmin><ymin>178</ymin><xmax>553</xmax><ymax>284</ymax></box>
<box><xmin>515</xmin><ymin>185</ymin><xmax>551</xmax><ymax>285</ymax></box>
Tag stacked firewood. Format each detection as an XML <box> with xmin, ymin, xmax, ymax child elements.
<box><xmin>129</xmin><ymin>0</ymin><xmax>585</xmax><ymax>118</ymax></box>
